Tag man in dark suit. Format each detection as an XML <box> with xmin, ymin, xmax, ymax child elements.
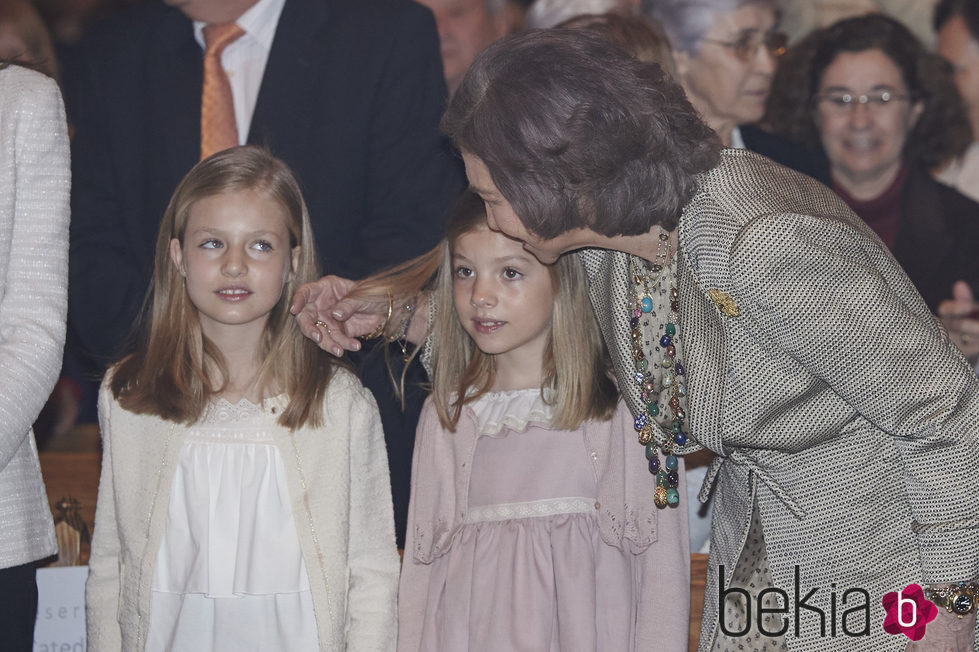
<box><xmin>66</xmin><ymin>0</ymin><xmax>464</xmax><ymax>545</ymax></box>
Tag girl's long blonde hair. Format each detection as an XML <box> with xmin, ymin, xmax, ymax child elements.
<box><xmin>354</xmin><ymin>191</ymin><xmax>617</xmax><ymax>431</ymax></box>
<box><xmin>111</xmin><ymin>146</ymin><xmax>344</xmax><ymax>429</ymax></box>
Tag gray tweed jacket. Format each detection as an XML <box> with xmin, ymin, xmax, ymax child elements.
<box><xmin>580</xmin><ymin>149</ymin><xmax>979</xmax><ymax>651</ymax></box>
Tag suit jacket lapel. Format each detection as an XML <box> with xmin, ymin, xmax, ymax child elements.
<box><xmin>152</xmin><ymin>8</ymin><xmax>202</xmax><ymax>184</ymax></box>
<box><xmin>249</xmin><ymin>0</ymin><xmax>329</xmax><ymax>155</ymax></box>
<box><xmin>579</xmin><ymin>248</ymin><xmax>644</xmax><ymax>417</ymax></box>
<box><xmin>579</xmin><ymin>246</ymin><xmax>706</xmax><ymax>456</ymax></box>
<box><xmin>677</xmin><ymin>210</ymin><xmax>728</xmax><ymax>456</ymax></box>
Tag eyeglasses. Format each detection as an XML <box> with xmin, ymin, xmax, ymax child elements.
<box><xmin>699</xmin><ymin>31</ymin><xmax>787</xmax><ymax>62</ymax></box>
<box><xmin>814</xmin><ymin>90</ymin><xmax>910</xmax><ymax>115</ymax></box>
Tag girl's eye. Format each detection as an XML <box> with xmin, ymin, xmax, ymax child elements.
<box><xmin>200</xmin><ymin>238</ymin><xmax>222</xmax><ymax>249</ymax></box>
<box><xmin>252</xmin><ymin>240</ymin><xmax>273</xmax><ymax>252</ymax></box>
<box><xmin>454</xmin><ymin>265</ymin><xmax>473</xmax><ymax>279</ymax></box>
<box><xmin>503</xmin><ymin>267</ymin><xmax>521</xmax><ymax>280</ymax></box>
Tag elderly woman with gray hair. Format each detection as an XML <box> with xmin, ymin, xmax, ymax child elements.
<box><xmin>641</xmin><ymin>0</ymin><xmax>827</xmax><ymax>182</ymax></box>
<box><xmin>296</xmin><ymin>29</ymin><xmax>979</xmax><ymax>651</ymax></box>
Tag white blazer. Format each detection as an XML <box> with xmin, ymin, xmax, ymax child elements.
<box><xmin>0</xmin><ymin>64</ymin><xmax>70</xmax><ymax>569</ymax></box>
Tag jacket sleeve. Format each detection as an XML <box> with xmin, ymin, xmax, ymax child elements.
<box><xmin>730</xmin><ymin>210</ymin><xmax>979</xmax><ymax>584</ymax></box>
<box><xmin>0</xmin><ymin>71</ymin><xmax>69</xmax><ymax>471</ymax></box>
<box><xmin>345</xmin><ymin>382</ymin><xmax>400</xmax><ymax>651</ymax></box>
<box><xmin>85</xmin><ymin>382</ymin><xmax>124</xmax><ymax>651</ymax></box>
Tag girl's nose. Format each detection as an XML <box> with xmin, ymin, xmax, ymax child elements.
<box><xmin>222</xmin><ymin>249</ymin><xmax>246</xmax><ymax>277</ymax></box>
<box><xmin>470</xmin><ymin>277</ymin><xmax>496</xmax><ymax>308</ymax></box>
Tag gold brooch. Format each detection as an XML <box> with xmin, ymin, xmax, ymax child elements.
<box><xmin>708</xmin><ymin>289</ymin><xmax>740</xmax><ymax>317</ymax></box>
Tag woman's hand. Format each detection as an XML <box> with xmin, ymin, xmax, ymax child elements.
<box><xmin>905</xmin><ymin>610</ymin><xmax>976</xmax><ymax>651</ymax></box>
<box><xmin>937</xmin><ymin>281</ymin><xmax>979</xmax><ymax>363</ymax></box>
<box><xmin>290</xmin><ymin>275</ymin><xmax>386</xmax><ymax>356</ymax></box>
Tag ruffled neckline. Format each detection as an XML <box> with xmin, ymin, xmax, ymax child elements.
<box><xmin>467</xmin><ymin>388</ymin><xmax>555</xmax><ymax>437</ymax></box>
<box><xmin>201</xmin><ymin>394</ymin><xmax>288</xmax><ymax>425</ymax></box>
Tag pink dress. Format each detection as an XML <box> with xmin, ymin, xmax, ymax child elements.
<box><xmin>398</xmin><ymin>390</ymin><xmax>690</xmax><ymax>652</ymax></box>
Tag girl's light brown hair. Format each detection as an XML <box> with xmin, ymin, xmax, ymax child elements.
<box><xmin>110</xmin><ymin>146</ymin><xmax>343</xmax><ymax>429</ymax></box>
<box><xmin>354</xmin><ymin>191</ymin><xmax>618</xmax><ymax>431</ymax></box>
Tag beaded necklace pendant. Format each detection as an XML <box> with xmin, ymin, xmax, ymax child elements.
<box><xmin>629</xmin><ymin>232</ymin><xmax>686</xmax><ymax>509</ymax></box>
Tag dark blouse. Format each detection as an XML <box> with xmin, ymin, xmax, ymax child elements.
<box><xmin>832</xmin><ymin>162</ymin><xmax>909</xmax><ymax>250</ymax></box>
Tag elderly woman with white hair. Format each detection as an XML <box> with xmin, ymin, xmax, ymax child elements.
<box><xmin>641</xmin><ymin>0</ymin><xmax>827</xmax><ymax>181</ymax></box>
<box><xmin>526</xmin><ymin>0</ymin><xmax>633</xmax><ymax>29</ymax></box>
<box><xmin>641</xmin><ymin>0</ymin><xmax>782</xmax><ymax>145</ymax></box>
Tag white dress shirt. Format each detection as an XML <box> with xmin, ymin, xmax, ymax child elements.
<box><xmin>193</xmin><ymin>0</ymin><xmax>286</xmax><ymax>145</ymax></box>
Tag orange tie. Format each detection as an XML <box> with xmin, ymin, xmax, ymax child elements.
<box><xmin>200</xmin><ymin>23</ymin><xmax>245</xmax><ymax>160</ymax></box>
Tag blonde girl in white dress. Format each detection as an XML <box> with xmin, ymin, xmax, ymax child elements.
<box><xmin>86</xmin><ymin>146</ymin><xmax>399</xmax><ymax>652</ymax></box>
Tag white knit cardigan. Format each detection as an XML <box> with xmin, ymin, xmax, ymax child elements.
<box><xmin>86</xmin><ymin>369</ymin><xmax>400</xmax><ymax>651</ymax></box>
<box><xmin>0</xmin><ymin>65</ymin><xmax>70</xmax><ymax>569</ymax></box>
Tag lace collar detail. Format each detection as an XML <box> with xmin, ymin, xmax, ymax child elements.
<box><xmin>201</xmin><ymin>395</ymin><xmax>286</xmax><ymax>425</ymax></box>
<box><xmin>467</xmin><ymin>388</ymin><xmax>555</xmax><ymax>437</ymax></box>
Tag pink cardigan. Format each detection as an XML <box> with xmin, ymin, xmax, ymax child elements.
<box><xmin>398</xmin><ymin>396</ymin><xmax>691</xmax><ymax>651</ymax></box>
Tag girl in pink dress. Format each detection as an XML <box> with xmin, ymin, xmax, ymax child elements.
<box><xmin>395</xmin><ymin>192</ymin><xmax>690</xmax><ymax>651</ymax></box>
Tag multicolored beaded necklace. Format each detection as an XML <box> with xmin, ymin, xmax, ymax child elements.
<box><xmin>628</xmin><ymin>231</ymin><xmax>687</xmax><ymax>509</ymax></box>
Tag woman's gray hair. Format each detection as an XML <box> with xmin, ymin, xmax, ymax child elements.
<box><xmin>484</xmin><ymin>0</ymin><xmax>509</xmax><ymax>17</ymax></box>
<box><xmin>442</xmin><ymin>29</ymin><xmax>721</xmax><ymax>237</ymax></box>
<box><xmin>527</xmin><ymin>0</ymin><xmax>633</xmax><ymax>29</ymax></box>
<box><xmin>640</xmin><ymin>0</ymin><xmax>775</xmax><ymax>53</ymax></box>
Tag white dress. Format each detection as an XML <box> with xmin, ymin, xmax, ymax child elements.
<box><xmin>145</xmin><ymin>398</ymin><xmax>318</xmax><ymax>651</ymax></box>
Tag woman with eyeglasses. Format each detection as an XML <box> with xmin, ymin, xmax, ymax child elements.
<box><xmin>640</xmin><ymin>0</ymin><xmax>827</xmax><ymax>182</ymax></box>
<box><xmin>766</xmin><ymin>13</ymin><xmax>979</xmax><ymax>315</ymax></box>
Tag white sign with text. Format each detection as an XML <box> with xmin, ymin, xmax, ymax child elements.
<box><xmin>33</xmin><ymin>566</ymin><xmax>88</xmax><ymax>652</ymax></box>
